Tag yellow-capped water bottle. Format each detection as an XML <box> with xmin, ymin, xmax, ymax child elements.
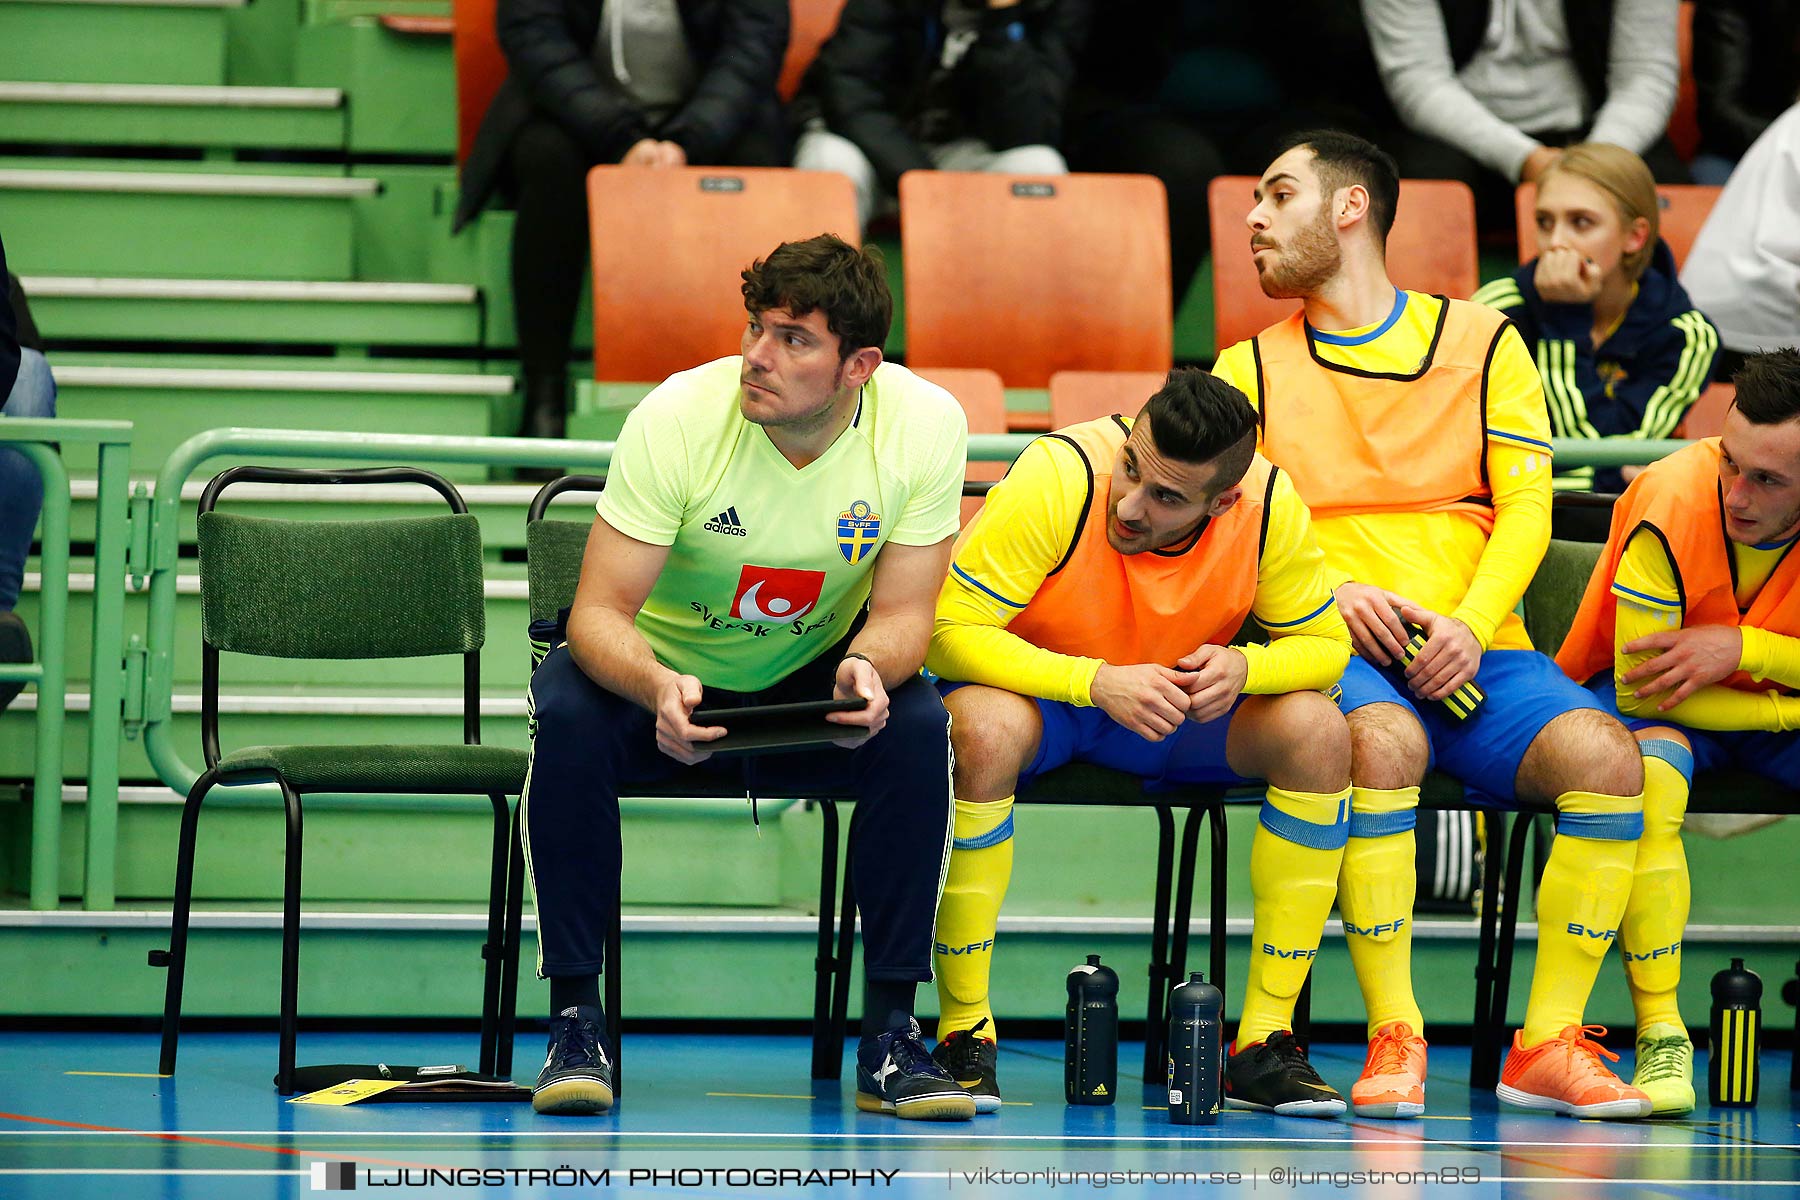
<box><xmin>1709</xmin><ymin>958</ymin><xmax>1762</xmax><ymax>1107</ymax></box>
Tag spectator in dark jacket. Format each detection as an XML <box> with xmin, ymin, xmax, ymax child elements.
<box><xmin>453</xmin><ymin>0</ymin><xmax>789</xmax><ymax>441</ymax></box>
<box><xmin>792</xmin><ymin>0</ymin><xmax>1090</xmax><ymax>228</ymax></box>
<box><xmin>1692</xmin><ymin>0</ymin><xmax>1800</xmax><ymax>184</ymax></box>
<box><xmin>1473</xmin><ymin>143</ymin><xmax>1719</xmax><ymax>494</ymax></box>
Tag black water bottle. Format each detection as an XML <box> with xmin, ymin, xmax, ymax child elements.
<box><xmin>1709</xmin><ymin>958</ymin><xmax>1762</xmax><ymax>1107</ymax></box>
<box><xmin>1166</xmin><ymin>971</ymin><xmax>1224</xmax><ymax>1125</ymax></box>
<box><xmin>1064</xmin><ymin>955</ymin><xmax>1119</xmax><ymax>1105</ymax></box>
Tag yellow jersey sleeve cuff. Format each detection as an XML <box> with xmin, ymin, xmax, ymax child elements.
<box><xmin>1449</xmin><ymin>606</ymin><xmax>1498</xmax><ymax>652</ymax></box>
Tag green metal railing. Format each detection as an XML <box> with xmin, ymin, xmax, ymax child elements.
<box><xmin>0</xmin><ymin>417</ymin><xmax>132</xmax><ymax>910</ymax></box>
<box><xmin>112</xmin><ymin>427</ymin><xmax>1688</xmax><ymax>907</ymax></box>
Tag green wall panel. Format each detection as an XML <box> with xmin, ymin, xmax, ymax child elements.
<box><xmin>0</xmin><ymin>5</ymin><xmax>228</xmax><ymax>86</ymax></box>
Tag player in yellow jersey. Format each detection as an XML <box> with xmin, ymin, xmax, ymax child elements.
<box><xmin>927</xmin><ymin>369</ymin><xmax>1358</xmax><ymax>1117</ymax></box>
<box><xmin>1211</xmin><ymin>131</ymin><xmax>1650</xmax><ymax>1120</ymax></box>
<box><xmin>1556</xmin><ymin>349</ymin><xmax>1800</xmax><ymax>1116</ymax></box>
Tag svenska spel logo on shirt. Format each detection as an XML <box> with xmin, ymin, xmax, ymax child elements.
<box><xmin>837</xmin><ymin>500</ymin><xmax>882</xmax><ymax>564</ymax></box>
<box><xmin>731</xmin><ymin>564</ymin><xmax>826</xmax><ymax>622</ymax></box>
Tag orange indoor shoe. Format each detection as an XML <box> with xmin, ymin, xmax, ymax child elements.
<box><xmin>1352</xmin><ymin>1021</ymin><xmax>1427</xmax><ymax>1118</ymax></box>
<box><xmin>1496</xmin><ymin>1025</ymin><xmax>1652</xmax><ymax>1119</ymax></box>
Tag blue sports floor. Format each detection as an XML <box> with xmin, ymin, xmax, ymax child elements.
<box><xmin>0</xmin><ymin>1030</ymin><xmax>1795</xmax><ymax>1198</ymax></box>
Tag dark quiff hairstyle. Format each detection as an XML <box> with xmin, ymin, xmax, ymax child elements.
<box><xmin>741</xmin><ymin>234</ymin><xmax>893</xmax><ymax>361</ymax></box>
<box><xmin>1139</xmin><ymin>368</ymin><xmax>1260</xmax><ymax>494</ymax></box>
<box><xmin>1274</xmin><ymin>128</ymin><xmax>1401</xmax><ymax>247</ymax></box>
<box><xmin>1731</xmin><ymin>348</ymin><xmax>1800</xmax><ymax>425</ymax></box>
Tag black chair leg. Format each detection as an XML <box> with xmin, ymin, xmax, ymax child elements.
<box><xmin>276</xmin><ymin>779</ymin><xmax>305</xmax><ymax>1096</ymax></box>
<box><xmin>495</xmin><ymin>808</ymin><xmax>526</xmax><ymax>1080</ymax></box>
<box><xmin>810</xmin><ymin>800</ymin><xmax>842</xmax><ymax>1081</ymax></box>
<box><xmin>1143</xmin><ymin>805</ymin><xmax>1177</xmax><ymax>1081</ymax></box>
<box><xmin>1207</xmin><ymin>800</ymin><xmax>1228</xmax><ymax>1002</ymax></box>
<box><xmin>478</xmin><ymin>793</ymin><xmax>509</xmax><ymax>1077</ymax></box>
<box><xmin>826</xmin><ymin>823</ymin><xmax>858</xmax><ymax>1080</ymax></box>
<box><xmin>1294</xmin><ymin>977</ymin><xmax>1313</xmax><ymax>1045</ymax></box>
<box><xmin>1166</xmin><ymin>803</ymin><xmax>1206</xmax><ymax>988</ymax></box>
<box><xmin>1470</xmin><ymin>810</ymin><xmax>1509</xmax><ymax>1090</ymax></box>
<box><xmin>156</xmin><ymin>769</ymin><xmax>219</xmax><ymax>1077</ymax></box>
<box><xmin>1487</xmin><ymin>812</ymin><xmax>1537</xmax><ymax>1081</ymax></box>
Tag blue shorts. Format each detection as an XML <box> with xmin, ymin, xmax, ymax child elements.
<box><xmin>1337</xmin><ymin>650</ymin><xmax>1607</xmax><ymax>805</ymax></box>
<box><xmin>938</xmin><ymin>683</ymin><xmax>1255</xmax><ymax>792</ymax></box>
<box><xmin>1583</xmin><ymin>675</ymin><xmax>1800</xmax><ymax>789</ymax></box>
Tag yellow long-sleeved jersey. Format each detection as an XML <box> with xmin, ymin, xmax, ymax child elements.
<box><xmin>1212</xmin><ymin>292</ymin><xmax>1554</xmax><ymax>651</ymax></box>
<box><xmin>926</xmin><ymin>434</ymin><xmax>1350</xmax><ymax>705</ymax></box>
<box><xmin>1610</xmin><ymin>526</ymin><xmax>1800</xmax><ymax>730</ymax></box>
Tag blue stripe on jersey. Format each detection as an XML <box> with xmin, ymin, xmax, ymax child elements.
<box><xmin>1308</xmin><ymin>288</ymin><xmax>1407</xmax><ymax>346</ymax></box>
<box><xmin>1260</xmin><ymin>594</ymin><xmax>1337</xmax><ymax>629</ymax></box>
<box><xmin>951</xmin><ymin>562</ymin><xmax>1027</xmax><ymax>609</ymax></box>
<box><xmin>1611</xmin><ymin>582</ymin><xmax>1681</xmax><ymax>610</ymax></box>
<box><xmin>1487</xmin><ymin>428</ymin><xmax>1554</xmax><ymax>452</ymax></box>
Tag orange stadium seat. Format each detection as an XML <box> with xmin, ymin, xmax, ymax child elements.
<box><xmin>1514</xmin><ymin>182</ymin><xmax>1722</xmax><ymax>271</ymax></box>
<box><xmin>585</xmin><ymin>166</ymin><xmax>858</xmax><ymax>382</ymax></box>
<box><xmin>1048</xmin><ymin>370</ymin><xmax>1167</xmax><ymax>429</ymax></box>
<box><xmin>1678</xmin><ymin>381</ymin><xmax>1737</xmax><ymax>439</ymax></box>
<box><xmin>453</xmin><ymin>0</ymin><xmax>506</xmax><ymax>168</ymax></box>
<box><xmin>912</xmin><ymin>367</ymin><xmax>1008</xmax><ymax>526</ymax></box>
<box><xmin>1208</xmin><ymin>176</ymin><xmax>1479</xmax><ymax>355</ymax></box>
<box><xmin>1670</xmin><ymin>0</ymin><xmax>1701</xmax><ymax>161</ymax></box>
<box><xmin>900</xmin><ymin>171</ymin><xmax>1172</xmax><ymax>392</ymax></box>
<box><xmin>779</xmin><ymin>0</ymin><xmax>849</xmax><ymax>102</ymax></box>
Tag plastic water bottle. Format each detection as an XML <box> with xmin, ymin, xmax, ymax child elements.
<box><xmin>1166</xmin><ymin>971</ymin><xmax>1224</xmax><ymax>1124</ymax></box>
<box><xmin>1064</xmin><ymin>955</ymin><xmax>1118</xmax><ymax>1105</ymax></box>
<box><xmin>1710</xmin><ymin>958</ymin><xmax>1762</xmax><ymax>1107</ymax></box>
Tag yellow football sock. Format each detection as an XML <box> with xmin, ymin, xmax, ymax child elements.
<box><xmin>1237</xmin><ymin>785</ymin><xmax>1350</xmax><ymax>1048</ymax></box>
<box><xmin>1338</xmin><ymin>785</ymin><xmax>1425</xmax><ymax>1038</ymax></box>
<box><xmin>1521</xmin><ymin>787</ymin><xmax>1644</xmax><ymax>1048</ymax></box>
<box><xmin>933</xmin><ymin>796</ymin><xmax>1014</xmax><ymax>1045</ymax></box>
<box><xmin>1623</xmin><ymin>744</ymin><xmax>1692</xmax><ymax>1035</ymax></box>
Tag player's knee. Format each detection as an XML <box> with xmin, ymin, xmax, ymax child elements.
<box><xmin>1348</xmin><ymin>703</ymin><xmax>1428</xmax><ymax>789</ymax></box>
<box><xmin>1259</xmin><ymin>691</ymin><xmax>1351</xmax><ymax>789</ymax></box>
<box><xmin>947</xmin><ymin>688</ymin><xmax>1035</xmax><ymax>801</ymax></box>
<box><xmin>1533</xmin><ymin>709</ymin><xmax>1644</xmax><ymax>800</ymax></box>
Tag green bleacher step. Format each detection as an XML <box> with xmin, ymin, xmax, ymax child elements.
<box><xmin>0</xmin><ymin>82</ymin><xmax>344</xmax><ymax>151</ymax></box>
<box><xmin>15</xmin><ymin>567</ymin><xmax>537</xmax><ymax>690</ymax></box>
<box><xmin>0</xmin><ymin>167</ymin><xmax>376</xmax><ymax>279</ymax></box>
<box><xmin>0</xmin><ymin>0</ymin><xmax>241</xmax><ymax>86</ymax></box>
<box><xmin>295</xmin><ymin>18</ymin><xmax>453</xmax><ymax>156</ymax></box>
<box><xmin>24</xmin><ymin>276</ymin><xmax>481</xmax><ymax>348</ymax></box>
<box><xmin>50</xmin><ymin>363</ymin><xmax>512</xmax><ymax>479</ymax></box>
<box><xmin>61</xmin><ymin>478</ymin><xmax>572</xmax><ymax>550</ymax></box>
<box><xmin>0</xmin><ymin>690</ymin><xmax>532</xmax><ymax>779</ymax></box>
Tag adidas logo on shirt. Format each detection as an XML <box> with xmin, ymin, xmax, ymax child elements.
<box><xmin>703</xmin><ymin>506</ymin><xmax>748</xmax><ymax>536</ymax></box>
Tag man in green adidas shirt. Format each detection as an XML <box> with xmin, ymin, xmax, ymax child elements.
<box><xmin>523</xmin><ymin>234</ymin><xmax>973</xmax><ymax>1121</ymax></box>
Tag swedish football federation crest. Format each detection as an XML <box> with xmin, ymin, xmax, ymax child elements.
<box><xmin>836</xmin><ymin>500</ymin><xmax>882</xmax><ymax>564</ymax></box>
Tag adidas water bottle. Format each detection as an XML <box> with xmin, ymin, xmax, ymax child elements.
<box><xmin>1064</xmin><ymin>955</ymin><xmax>1119</xmax><ymax>1105</ymax></box>
<box><xmin>1709</xmin><ymin>959</ymin><xmax>1762</xmax><ymax>1107</ymax></box>
<box><xmin>1166</xmin><ymin>971</ymin><xmax>1224</xmax><ymax>1125</ymax></box>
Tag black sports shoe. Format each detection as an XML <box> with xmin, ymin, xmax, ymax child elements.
<box><xmin>1226</xmin><ymin>1030</ymin><xmax>1346</xmax><ymax>1118</ymax></box>
<box><xmin>532</xmin><ymin>1005</ymin><xmax>614</xmax><ymax>1115</ymax></box>
<box><xmin>931</xmin><ymin>1017</ymin><xmax>1001</xmax><ymax>1114</ymax></box>
<box><xmin>856</xmin><ymin>1016</ymin><xmax>976</xmax><ymax>1120</ymax></box>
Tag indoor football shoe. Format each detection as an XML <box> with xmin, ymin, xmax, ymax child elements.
<box><xmin>1225</xmin><ymin>1030</ymin><xmax>1346</xmax><ymax>1118</ymax></box>
<box><xmin>931</xmin><ymin>1017</ymin><xmax>1002</xmax><ymax>1113</ymax></box>
<box><xmin>1352</xmin><ymin>1021</ymin><xmax>1428</xmax><ymax>1118</ymax></box>
<box><xmin>1496</xmin><ymin>1024</ymin><xmax>1651</xmax><ymax>1118</ymax></box>
<box><xmin>856</xmin><ymin>1016</ymin><xmax>976</xmax><ymax>1120</ymax></box>
<box><xmin>1633</xmin><ymin>1023</ymin><xmax>1696</xmax><ymax>1117</ymax></box>
<box><xmin>532</xmin><ymin>1005</ymin><xmax>614</xmax><ymax>1115</ymax></box>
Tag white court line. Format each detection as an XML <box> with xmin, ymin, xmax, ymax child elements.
<box><xmin>0</xmin><ymin>1130</ymin><xmax>1792</xmax><ymax>1150</ymax></box>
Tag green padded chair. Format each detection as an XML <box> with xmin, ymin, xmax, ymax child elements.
<box><xmin>151</xmin><ymin>466</ymin><xmax>530</xmax><ymax>1095</ymax></box>
<box><xmin>527</xmin><ymin>477</ymin><xmax>1228</xmax><ymax>1081</ymax></box>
